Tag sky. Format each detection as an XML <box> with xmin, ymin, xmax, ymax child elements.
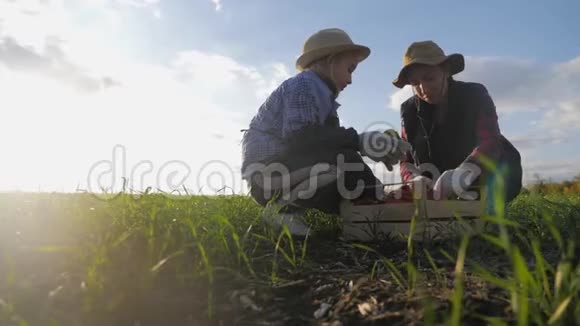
<box><xmin>1</xmin><ymin>0</ymin><xmax>579</xmax><ymax>194</ymax></box>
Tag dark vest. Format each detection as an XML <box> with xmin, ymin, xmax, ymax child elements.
<box><xmin>401</xmin><ymin>80</ymin><xmax>522</xmax><ymax>181</ymax></box>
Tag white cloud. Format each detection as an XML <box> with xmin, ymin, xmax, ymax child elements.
<box><xmin>116</xmin><ymin>0</ymin><xmax>160</xmax><ymax>8</ymax></box>
<box><xmin>0</xmin><ymin>50</ymin><xmax>290</xmax><ymax>193</ymax></box>
<box><xmin>388</xmin><ymin>85</ymin><xmax>413</xmax><ymax>111</ymax></box>
<box><xmin>152</xmin><ymin>8</ymin><xmax>162</xmax><ymax>19</ymax></box>
<box><xmin>170</xmin><ymin>50</ymin><xmax>290</xmax><ymax>120</ymax></box>
<box><xmin>387</xmin><ymin>56</ymin><xmax>580</xmax><ymax>132</ymax></box>
<box><xmin>211</xmin><ymin>0</ymin><xmax>222</xmax><ymax>12</ymax></box>
<box><xmin>115</xmin><ymin>0</ymin><xmax>162</xmax><ymax>18</ymax></box>
<box><xmin>459</xmin><ymin>57</ymin><xmax>580</xmax><ymax>132</ymax></box>
<box><xmin>79</xmin><ymin>0</ymin><xmax>161</xmax><ymax>10</ymax></box>
<box><xmin>0</xmin><ymin>0</ymin><xmax>289</xmax><ymax>193</ymax></box>
<box><xmin>508</xmin><ymin>134</ymin><xmax>567</xmax><ymax>150</ymax></box>
<box><xmin>522</xmin><ymin>158</ymin><xmax>580</xmax><ymax>184</ymax></box>
<box><xmin>387</xmin><ymin>55</ymin><xmax>580</xmax><ymax>184</ymax></box>
<box><xmin>0</xmin><ymin>36</ymin><xmax>119</xmax><ymax>92</ymax></box>
<box><xmin>0</xmin><ymin>0</ymin><xmax>72</xmax><ymax>49</ymax></box>
<box><xmin>0</xmin><ymin>47</ymin><xmax>289</xmax><ymax>192</ymax></box>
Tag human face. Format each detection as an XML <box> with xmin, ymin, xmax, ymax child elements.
<box><xmin>406</xmin><ymin>64</ymin><xmax>449</xmax><ymax>104</ymax></box>
<box><xmin>330</xmin><ymin>52</ymin><xmax>359</xmax><ymax>92</ymax></box>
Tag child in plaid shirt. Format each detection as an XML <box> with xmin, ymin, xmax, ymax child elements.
<box><xmin>241</xmin><ymin>28</ymin><xmax>409</xmax><ymax>234</ymax></box>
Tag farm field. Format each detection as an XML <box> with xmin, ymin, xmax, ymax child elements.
<box><xmin>0</xmin><ymin>191</ymin><xmax>578</xmax><ymax>325</ymax></box>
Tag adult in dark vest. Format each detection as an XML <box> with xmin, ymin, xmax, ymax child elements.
<box><xmin>393</xmin><ymin>41</ymin><xmax>522</xmax><ymax>213</ymax></box>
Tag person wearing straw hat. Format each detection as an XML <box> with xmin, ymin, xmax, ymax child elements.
<box><xmin>241</xmin><ymin>28</ymin><xmax>410</xmax><ymax>235</ymax></box>
<box><xmin>394</xmin><ymin>40</ymin><xmax>522</xmax><ymax>211</ymax></box>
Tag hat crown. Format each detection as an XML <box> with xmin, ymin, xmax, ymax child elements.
<box><xmin>393</xmin><ymin>40</ymin><xmax>464</xmax><ymax>88</ymax></box>
<box><xmin>403</xmin><ymin>40</ymin><xmax>446</xmax><ymax>65</ymax></box>
<box><xmin>302</xmin><ymin>28</ymin><xmax>355</xmax><ymax>54</ymax></box>
<box><xmin>296</xmin><ymin>28</ymin><xmax>370</xmax><ymax>71</ymax></box>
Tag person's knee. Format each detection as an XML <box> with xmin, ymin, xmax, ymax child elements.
<box><xmin>294</xmin><ymin>181</ymin><xmax>342</xmax><ymax>215</ymax></box>
<box><xmin>250</xmin><ymin>183</ymin><xmax>279</xmax><ymax>207</ymax></box>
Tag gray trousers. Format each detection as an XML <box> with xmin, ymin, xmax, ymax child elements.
<box><xmin>248</xmin><ymin>149</ymin><xmax>381</xmax><ymax>215</ymax></box>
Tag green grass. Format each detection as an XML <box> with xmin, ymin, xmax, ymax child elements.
<box><xmin>0</xmin><ymin>191</ymin><xmax>578</xmax><ymax>325</ymax></box>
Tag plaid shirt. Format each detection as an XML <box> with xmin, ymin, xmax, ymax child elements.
<box><xmin>400</xmin><ymin>82</ymin><xmax>502</xmax><ymax>182</ymax></box>
<box><xmin>241</xmin><ymin>70</ymin><xmax>340</xmax><ymax>177</ymax></box>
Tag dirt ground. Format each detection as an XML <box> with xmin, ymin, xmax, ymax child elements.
<box><xmin>213</xmin><ymin>238</ymin><xmax>519</xmax><ymax>326</ymax></box>
<box><xmin>1</xmin><ymin>229</ymin><xmax>520</xmax><ymax>326</ymax></box>
<box><xmin>1</xmin><ymin>194</ymin><xmax>574</xmax><ymax>325</ymax></box>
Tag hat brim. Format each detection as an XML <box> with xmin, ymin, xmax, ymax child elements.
<box><xmin>392</xmin><ymin>53</ymin><xmax>464</xmax><ymax>88</ymax></box>
<box><xmin>296</xmin><ymin>44</ymin><xmax>371</xmax><ymax>71</ymax></box>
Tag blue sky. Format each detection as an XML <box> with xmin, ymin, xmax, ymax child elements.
<box><xmin>0</xmin><ymin>0</ymin><xmax>578</xmax><ymax>192</ymax></box>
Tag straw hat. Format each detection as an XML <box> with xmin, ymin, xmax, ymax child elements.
<box><xmin>296</xmin><ymin>28</ymin><xmax>371</xmax><ymax>71</ymax></box>
<box><xmin>392</xmin><ymin>40</ymin><xmax>464</xmax><ymax>88</ymax></box>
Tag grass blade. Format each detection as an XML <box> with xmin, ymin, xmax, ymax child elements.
<box><xmin>423</xmin><ymin>249</ymin><xmax>442</xmax><ymax>285</ymax></box>
<box><xmin>450</xmin><ymin>236</ymin><xmax>469</xmax><ymax>326</ymax></box>
<box><xmin>547</xmin><ymin>296</ymin><xmax>572</xmax><ymax>325</ymax></box>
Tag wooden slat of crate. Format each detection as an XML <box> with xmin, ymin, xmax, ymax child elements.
<box><xmin>341</xmin><ymin>200</ymin><xmax>419</xmax><ymax>241</ymax></box>
<box><xmin>340</xmin><ymin>199</ymin><xmax>485</xmax><ymax>242</ymax></box>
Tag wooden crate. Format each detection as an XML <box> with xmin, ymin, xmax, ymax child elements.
<box><xmin>340</xmin><ymin>182</ymin><xmax>486</xmax><ymax>242</ymax></box>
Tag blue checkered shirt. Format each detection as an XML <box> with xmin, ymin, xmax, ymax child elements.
<box><xmin>241</xmin><ymin>70</ymin><xmax>340</xmax><ymax>178</ymax></box>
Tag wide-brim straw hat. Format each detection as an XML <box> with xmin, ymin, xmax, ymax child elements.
<box><xmin>392</xmin><ymin>40</ymin><xmax>464</xmax><ymax>88</ymax></box>
<box><xmin>296</xmin><ymin>28</ymin><xmax>371</xmax><ymax>71</ymax></box>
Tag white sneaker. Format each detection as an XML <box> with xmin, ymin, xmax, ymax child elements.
<box><xmin>262</xmin><ymin>207</ymin><xmax>310</xmax><ymax>237</ymax></box>
<box><xmin>275</xmin><ymin>212</ymin><xmax>311</xmax><ymax>237</ymax></box>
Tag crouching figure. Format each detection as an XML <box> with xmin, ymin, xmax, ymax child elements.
<box><xmin>241</xmin><ymin>28</ymin><xmax>409</xmax><ymax>235</ymax></box>
<box><xmin>394</xmin><ymin>40</ymin><xmax>522</xmax><ymax>213</ymax></box>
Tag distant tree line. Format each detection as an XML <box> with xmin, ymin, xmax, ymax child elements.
<box><xmin>524</xmin><ymin>173</ymin><xmax>580</xmax><ymax>194</ymax></box>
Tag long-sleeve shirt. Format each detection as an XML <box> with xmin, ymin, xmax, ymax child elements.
<box><xmin>241</xmin><ymin>70</ymin><xmax>359</xmax><ymax>178</ymax></box>
<box><xmin>400</xmin><ymin>81</ymin><xmax>503</xmax><ymax>182</ymax></box>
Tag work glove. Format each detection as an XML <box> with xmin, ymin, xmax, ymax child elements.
<box><xmin>381</xmin><ymin>129</ymin><xmax>411</xmax><ymax>170</ymax></box>
<box><xmin>358</xmin><ymin>130</ymin><xmax>397</xmax><ymax>161</ymax></box>
<box><xmin>384</xmin><ymin>129</ymin><xmax>412</xmax><ymax>157</ymax></box>
<box><xmin>358</xmin><ymin>130</ymin><xmax>411</xmax><ymax>171</ymax></box>
<box><xmin>411</xmin><ymin>175</ymin><xmax>432</xmax><ymax>187</ymax></box>
<box><xmin>432</xmin><ymin>163</ymin><xmax>481</xmax><ymax>200</ymax></box>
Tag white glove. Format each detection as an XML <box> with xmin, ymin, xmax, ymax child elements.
<box><xmin>396</xmin><ymin>139</ymin><xmax>412</xmax><ymax>157</ymax></box>
<box><xmin>384</xmin><ymin>129</ymin><xmax>412</xmax><ymax>158</ymax></box>
<box><xmin>382</xmin><ymin>154</ymin><xmax>399</xmax><ymax>171</ymax></box>
<box><xmin>358</xmin><ymin>131</ymin><xmax>398</xmax><ymax>162</ymax></box>
<box><xmin>359</xmin><ymin>130</ymin><xmax>410</xmax><ymax>171</ymax></box>
<box><xmin>433</xmin><ymin>163</ymin><xmax>481</xmax><ymax>200</ymax></box>
<box><xmin>411</xmin><ymin>175</ymin><xmax>432</xmax><ymax>187</ymax></box>
<box><xmin>382</xmin><ymin>138</ymin><xmax>412</xmax><ymax>171</ymax></box>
